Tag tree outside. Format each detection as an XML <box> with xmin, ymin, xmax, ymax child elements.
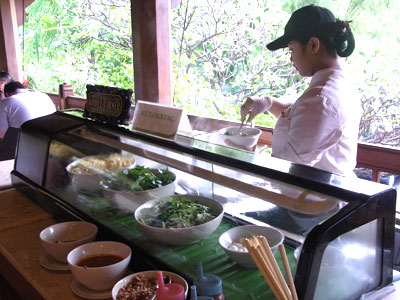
<box><xmin>21</xmin><ymin>0</ymin><xmax>400</xmax><ymax>147</ymax></box>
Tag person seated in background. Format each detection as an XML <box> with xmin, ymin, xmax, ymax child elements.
<box><xmin>0</xmin><ymin>71</ymin><xmax>13</xmax><ymax>101</ymax></box>
<box><xmin>0</xmin><ymin>81</ymin><xmax>56</xmax><ymax>138</ymax></box>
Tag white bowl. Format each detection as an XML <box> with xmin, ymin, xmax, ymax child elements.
<box><xmin>66</xmin><ymin>153</ymin><xmax>136</xmax><ymax>192</ymax></box>
<box><xmin>219</xmin><ymin>126</ymin><xmax>262</xmax><ymax>148</ymax></box>
<box><xmin>39</xmin><ymin>221</ymin><xmax>98</xmax><ymax>263</ymax></box>
<box><xmin>102</xmin><ymin>168</ymin><xmax>177</xmax><ymax>212</ymax></box>
<box><xmin>219</xmin><ymin>225</ymin><xmax>284</xmax><ymax>268</ymax></box>
<box><xmin>67</xmin><ymin>241</ymin><xmax>131</xmax><ymax>291</ymax></box>
<box><xmin>135</xmin><ymin>194</ymin><xmax>224</xmax><ymax>245</ymax></box>
<box><xmin>112</xmin><ymin>270</ymin><xmax>189</xmax><ymax>300</ymax></box>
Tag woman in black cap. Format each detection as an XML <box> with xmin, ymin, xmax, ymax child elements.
<box><xmin>241</xmin><ymin>4</ymin><xmax>359</xmax><ymax>176</ymax></box>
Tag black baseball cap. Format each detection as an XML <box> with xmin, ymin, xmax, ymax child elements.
<box><xmin>267</xmin><ymin>5</ymin><xmax>336</xmax><ymax>51</ymax></box>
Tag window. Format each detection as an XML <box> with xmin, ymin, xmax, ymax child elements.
<box><xmin>23</xmin><ymin>0</ymin><xmax>133</xmax><ymax>96</ymax></box>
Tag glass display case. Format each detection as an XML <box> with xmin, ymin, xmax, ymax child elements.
<box><xmin>11</xmin><ymin>110</ymin><xmax>397</xmax><ymax>300</ymax></box>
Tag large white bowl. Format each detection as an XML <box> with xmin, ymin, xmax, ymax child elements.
<box><xmin>66</xmin><ymin>153</ymin><xmax>136</xmax><ymax>192</ymax></box>
<box><xmin>135</xmin><ymin>194</ymin><xmax>224</xmax><ymax>245</ymax></box>
<box><xmin>40</xmin><ymin>221</ymin><xmax>98</xmax><ymax>263</ymax></box>
<box><xmin>219</xmin><ymin>126</ymin><xmax>262</xmax><ymax>148</ymax></box>
<box><xmin>112</xmin><ymin>270</ymin><xmax>189</xmax><ymax>300</ymax></box>
<box><xmin>219</xmin><ymin>225</ymin><xmax>284</xmax><ymax>268</ymax></box>
<box><xmin>67</xmin><ymin>241</ymin><xmax>131</xmax><ymax>291</ymax></box>
<box><xmin>102</xmin><ymin>168</ymin><xmax>177</xmax><ymax>212</ymax></box>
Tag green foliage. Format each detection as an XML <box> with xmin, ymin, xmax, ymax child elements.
<box><xmin>170</xmin><ymin>0</ymin><xmax>400</xmax><ymax>145</ymax></box>
<box><xmin>170</xmin><ymin>0</ymin><xmax>296</xmax><ymax>127</ymax></box>
<box><xmin>23</xmin><ymin>0</ymin><xmax>133</xmax><ymax>96</ymax></box>
<box><xmin>21</xmin><ymin>0</ymin><xmax>400</xmax><ymax>146</ymax></box>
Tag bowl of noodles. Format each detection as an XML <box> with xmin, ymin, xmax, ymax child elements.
<box><xmin>66</xmin><ymin>153</ymin><xmax>136</xmax><ymax>192</ymax></box>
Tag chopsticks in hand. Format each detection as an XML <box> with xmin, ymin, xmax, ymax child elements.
<box><xmin>243</xmin><ymin>236</ymin><xmax>298</xmax><ymax>300</ymax></box>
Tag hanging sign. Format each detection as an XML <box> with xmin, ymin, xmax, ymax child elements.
<box><xmin>84</xmin><ymin>84</ymin><xmax>133</xmax><ymax>125</ymax></box>
<box><xmin>132</xmin><ymin>100</ymin><xmax>183</xmax><ymax>139</ymax></box>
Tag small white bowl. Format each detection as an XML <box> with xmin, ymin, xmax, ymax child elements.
<box><xmin>66</xmin><ymin>153</ymin><xmax>136</xmax><ymax>192</ymax></box>
<box><xmin>102</xmin><ymin>168</ymin><xmax>177</xmax><ymax>212</ymax></box>
<box><xmin>219</xmin><ymin>225</ymin><xmax>284</xmax><ymax>268</ymax></box>
<box><xmin>40</xmin><ymin>221</ymin><xmax>98</xmax><ymax>263</ymax></box>
<box><xmin>219</xmin><ymin>126</ymin><xmax>262</xmax><ymax>148</ymax></box>
<box><xmin>112</xmin><ymin>270</ymin><xmax>189</xmax><ymax>300</ymax></box>
<box><xmin>67</xmin><ymin>241</ymin><xmax>131</xmax><ymax>291</ymax></box>
<box><xmin>135</xmin><ymin>194</ymin><xmax>224</xmax><ymax>245</ymax></box>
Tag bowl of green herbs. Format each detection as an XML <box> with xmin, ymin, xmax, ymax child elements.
<box><xmin>101</xmin><ymin>165</ymin><xmax>177</xmax><ymax>212</ymax></box>
<box><xmin>135</xmin><ymin>194</ymin><xmax>224</xmax><ymax>245</ymax></box>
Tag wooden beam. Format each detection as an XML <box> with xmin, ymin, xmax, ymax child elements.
<box><xmin>15</xmin><ymin>0</ymin><xmax>34</xmax><ymax>27</ymax></box>
<box><xmin>131</xmin><ymin>0</ymin><xmax>172</xmax><ymax>105</ymax></box>
<box><xmin>357</xmin><ymin>142</ymin><xmax>400</xmax><ymax>176</ymax></box>
<box><xmin>0</xmin><ymin>0</ymin><xmax>22</xmax><ymax>81</ymax></box>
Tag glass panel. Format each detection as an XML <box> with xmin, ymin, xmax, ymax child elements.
<box><xmin>44</xmin><ymin>124</ymin><xmax>347</xmax><ymax>244</ymax></box>
<box><xmin>313</xmin><ymin>219</ymin><xmax>382</xmax><ymax>300</ymax></box>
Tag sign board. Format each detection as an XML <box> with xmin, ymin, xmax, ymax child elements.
<box><xmin>132</xmin><ymin>100</ymin><xmax>184</xmax><ymax>139</ymax></box>
<box><xmin>84</xmin><ymin>84</ymin><xmax>133</xmax><ymax>125</ymax></box>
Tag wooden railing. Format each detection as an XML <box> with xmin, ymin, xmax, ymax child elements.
<box><xmin>52</xmin><ymin>84</ymin><xmax>400</xmax><ymax>182</ymax></box>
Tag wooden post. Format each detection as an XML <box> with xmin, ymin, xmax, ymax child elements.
<box><xmin>371</xmin><ymin>170</ymin><xmax>381</xmax><ymax>183</ymax></box>
<box><xmin>0</xmin><ymin>0</ymin><xmax>22</xmax><ymax>81</ymax></box>
<box><xmin>58</xmin><ymin>83</ymin><xmax>74</xmax><ymax>110</ymax></box>
<box><xmin>131</xmin><ymin>0</ymin><xmax>172</xmax><ymax>105</ymax></box>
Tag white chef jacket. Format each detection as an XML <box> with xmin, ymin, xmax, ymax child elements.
<box><xmin>271</xmin><ymin>67</ymin><xmax>361</xmax><ymax>176</ymax></box>
<box><xmin>0</xmin><ymin>89</ymin><xmax>56</xmax><ymax>129</ymax></box>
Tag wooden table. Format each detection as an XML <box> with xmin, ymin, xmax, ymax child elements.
<box><xmin>0</xmin><ymin>168</ymin><xmax>399</xmax><ymax>300</ymax></box>
<box><xmin>0</xmin><ymin>159</ymin><xmax>14</xmax><ymax>191</ymax></box>
<box><xmin>0</xmin><ymin>188</ymin><xmax>81</xmax><ymax>300</ymax></box>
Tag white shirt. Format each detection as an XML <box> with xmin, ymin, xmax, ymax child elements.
<box><xmin>271</xmin><ymin>67</ymin><xmax>361</xmax><ymax>176</ymax></box>
<box><xmin>0</xmin><ymin>89</ymin><xmax>56</xmax><ymax>129</ymax></box>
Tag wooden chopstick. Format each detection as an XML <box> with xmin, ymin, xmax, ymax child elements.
<box><xmin>258</xmin><ymin>236</ymin><xmax>292</xmax><ymax>300</ymax></box>
<box><xmin>244</xmin><ymin>235</ymin><xmax>299</xmax><ymax>300</ymax></box>
<box><xmin>249</xmin><ymin>236</ymin><xmax>288</xmax><ymax>299</ymax></box>
<box><xmin>244</xmin><ymin>236</ymin><xmax>298</xmax><ymax>300</ymax></box>
<box><xmin>243</xmin><ymin>238</ymin><xmax>287</xmax><ymax>300</ymax></box>
<box><xmin>279</xmin><ymin>244</ymin><xmax>298</xmax><ymax>300</ymax></box>
<box><xmin>250</xmin><ymin>237</ymin><xmax>289</xmax><ymax>299</ymax></box>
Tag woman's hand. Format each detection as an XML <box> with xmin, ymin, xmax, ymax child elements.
<box><xmin>240</xmin><ymin>96</ymin><xmax>272</xmax><ymax>122</ymax></box>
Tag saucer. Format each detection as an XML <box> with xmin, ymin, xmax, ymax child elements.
<box><xmin>71</xmin><ymin>279</ymin><xmax>112</xmax><ymax>299</ymax></box>
<box><xmin>39</xmin><ymin>253</ymin><xmax>69</xmax><ymax>271</ymax></box>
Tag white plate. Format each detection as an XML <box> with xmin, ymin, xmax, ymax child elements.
<box><xmin>71</xmin><ymin>279</ymin><xmax>112</xmax><ymax>299</ymax></box>
<box><xmin>39</xmin><ymin>253</ymin><xmax>69</xmax><ymax>271</ymax></box>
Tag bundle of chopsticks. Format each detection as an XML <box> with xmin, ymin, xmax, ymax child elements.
<box><xmin>243</xmin><ymin>236</ymin><xmax>298</xmax><ymax>300</ymax></box>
